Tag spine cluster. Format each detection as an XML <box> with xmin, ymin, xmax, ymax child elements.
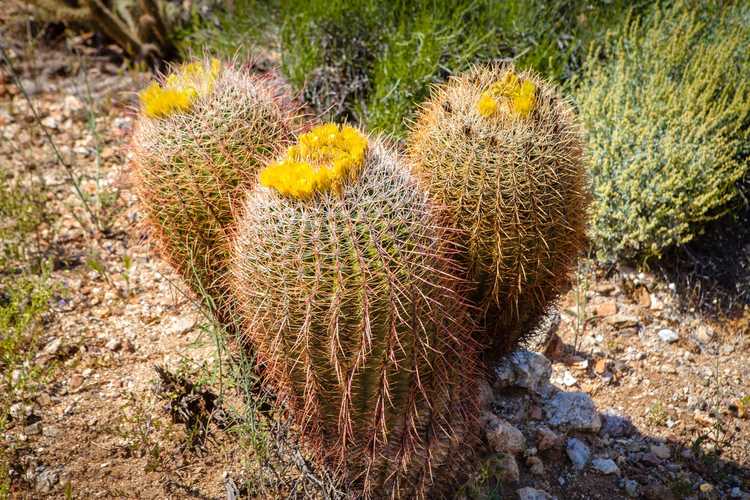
<box><xmin>132</xmin><ymin>59</ymin><xmax>300</xmax><ymax>325</ymax></box>
<box><xmin>231</xmin><ymin>135</ymin><xmax>480</xmax><ymax>497</ymax></box>
<box><xmin>408</xmin><ymin>65</ymin><xmax>589</xmax><ymax>357</ymax></box>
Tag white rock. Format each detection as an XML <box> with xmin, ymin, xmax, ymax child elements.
<box><xmin>517</xmin><ymin>487</ymin><xmax>553</xmax><ymax>500</ymax></box>
<box><xmin>9</xmin><ymin>403</ymin><xmax>30</xmax><ymax>420</ymax></box>
<box><xmin>566</xmin><ymin>437</ymin><xmax>590</xmax><ymax>470</ymax></box>
<box><xmin>591</xmin><ymin>457</ymin><xmax>619</xmax><ymax>475</ymax></box>
<box><xmin>657</xmin><ymin>328</ymin><xmax>679</xmax><ymax>343</ymax></box>
<box><xmin>63</xmin><ymin>95</ymin><xmax>83</xmax><ymax>114</ymax></box>
<box><xmin>485</xmin><ymin>414</ymin><xmax>526</xmax><ymax>454</ymax></box>
<box><xmin>494</xmin><ymin>351</ymin><xmax>552</xmax><ymax>395</ymax></box>
<box><xmin>166</xmin><ymin>316</ymin><xmax>196</xmax><ymax>336</ymax></box>
<box><xmin>545</xmin><ymin>392</ymin><xmax>602</xmax><ymax>433</ymax></box>
<box><xmin>41</xmin><ymin>116</ymin><xmax>59</xmax><ymax>130</ymax></box>
<box><xmin>562</xmin><ymin>371</ymin><xmax>577</xmax><ymax>387</ymax></box>
<box><xmin>105</xmin><ymin>338</ymin><xmax>122</xmax><ymax>351</ymax></box>
<box><xmin>42</xmin><ymin>338</ymin><xmax>62</xmax><ymax>356</ymax></box>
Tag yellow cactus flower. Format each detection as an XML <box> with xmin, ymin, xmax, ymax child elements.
<box><xmin>139</xmin><ymin>58</ymin><xmax>222</xmax><ymax>119</ymax></box>
<box><xmin>512</xmin><ymin>80</ymin><xmax>537</xmax><ymax>117</ymax></box>
<box><xmin>477</xmin><ymin>93</ymin><xmax>499</xmax><ymax>118</ymax></box>
<box><xmin>476</xmin><ymin>70</ymin><xmax>537</xmax><ymax>119</ymax></box>
<box><xmin>259</xmin><ymin>124</ymin><xmax>369</xmax><ymax>199</ymax></box>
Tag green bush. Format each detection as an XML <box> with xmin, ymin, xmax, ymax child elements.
<box><xmin>177</xmin><ymin>0</ymin><xmax>278</xmax><ymax>61</ymax></box>
<box><xmin>182</xmin><ymin>0</ymin><xmax>643</xmax><ymax>137</ymax></box>
<box><xmin>276</xmin><ymin>0</ymin><xmax>640</xmax><ymax>137</ymax></box>
<box><xmin>577</xmin><ymin>0</ymin><xmax>750</xmax><ymax>261</ymax></box>
<box><xmin>0</xmin><ymin>170</ymin><xmax>54</xmax><ymax>494</ymax></box>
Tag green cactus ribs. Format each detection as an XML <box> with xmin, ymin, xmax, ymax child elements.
<box><xmin>408</xmin><ymin>64</ymin><xmax>590</xmax><ymax>359</ymax></box>
<box><xmin>132</xmin><ymin>58</ymin><xmax>301</xmax><ymax>328</ymax></box>
<box><xmin>230</xmin><ymin>127</ymin><xmax>481</xmax><ymax>498</ymax></box>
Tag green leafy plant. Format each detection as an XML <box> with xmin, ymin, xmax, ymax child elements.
<box><xmin>576</xmin><ymin>0</ymin><xmax>750</xmax><ymax>261</ymax></box>
<box><xmin>276</xmin><ymin>0</ymin><xmax>640</xmax><ymax>137</ymax></box>
<box><xmin>0</xmin><ymin>165</ymin><xmax>55</xmax><ymax>411</ymax></box>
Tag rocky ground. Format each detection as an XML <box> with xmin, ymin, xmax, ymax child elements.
<box><xmin>1</xmin><ymin>13</ymin><xmax>749</xmax><ymax>500</ymax></box>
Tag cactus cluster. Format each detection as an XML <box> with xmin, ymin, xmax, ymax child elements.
<box><xmin>132</xmin><ymin>59</ymin><xmax>589</xmax><ymax>497</ymax></box>
<box><xmin>132</xmin><ymin>59</ymin><xmax>300</xmax><ymax>325</ymax></box>
<box><xmin>408</xmin><ymin>65</ymin><xmax>589</xmax><ymax>356</ymax></box>
<box><xmin>231</xmin><ymin>127</ymin><xmax>480</xmax><ymax>497</ymax></box>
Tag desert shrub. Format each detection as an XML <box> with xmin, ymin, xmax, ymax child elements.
<box><xmin>577</xmin><ymin>0</ymin><xmax>750</xmax><ymax>261</ymax></box>
<box><xmin>279</xmin><ymin>0</ymin><xmax>385</xmax><ymax>124</ymax></box>
<box><xmin>0</xmin><ymin>171</ymin><xmax>49</xmax><ymax>271</ymax></box>
<box><xmin>0</xmin><ymin>170</ymin><xmax>54</xmax><ymax>493</ymax></box>
<box><xmin>278</xmin><ymin>0</ymin><xmax>640</xmax><ymax>137</ymax></box>
<box><xmin>180</xmin><ymin>0</ymin><xmax>642</xmax><ymax>137</ymax></box>
<box><xmin>177</xmin><ymin>0</ymin><xmax>278</xmax><ymax>61</ymax></box>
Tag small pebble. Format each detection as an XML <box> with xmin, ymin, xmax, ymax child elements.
<box><xmin>517</xmin><ymin>487</ymin><xmax>552</xmax><ymax>500</ymax></box>
<box><xmin>650</xmin><ymin>443</ymin><xmax>670</xmax><ymax>460</ymax></box>
<box><xmin>566</xmin><ymin>437</ymin><xmax>590</xmax><ymax>470</ymax></box>
<box><xmin>527</xmin><ymin>456</ymin><xmax>544</xmax><ymax>475</ymax></box>
<box><xmin>562</xmin><ymin>371</ymin><xmax>577</xmax><ymax>387</ymax></box>
<box><xmin>105</xmin><ymin>338</ymin><xmax>122</xmax><ymax>351</ymax></box>
<box><xmin>657</xmin><ymin>329</ymin><xmax>679</xmax><ymax>343</ymax></box>
<box><xmin>591</xmin><ymin>457</ymin><xmax>619</xmax><ymax>475</ymax></box>
<box><xmin>624</xmin><ymin>479</ymin><xmax>639</xmax><ymax>497</ymax></box>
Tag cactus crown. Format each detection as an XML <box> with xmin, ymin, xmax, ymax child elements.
<box><xmin>233</xmin><ymin>138</ymin><xmax>480</xmax><ymax>496</ymax></box>
<box><xmin>132</xmin><ymin>60</ymin><xmax>300</xmax><ymax>326</ymax></box>
<box><xmin>258</xmin><ymin>123</ymin><xmax>368</xmax><ymax>199</ymax></box>
<box><xmin>476</xmin><ymin>70</ymin><xmax>537</xmax><ymax>118</ymax></box>
<box><xmin>409</xmin><ymin>64</ymin><xmax>588</xmax><ymax>357</ymax></box>
<box><xmin>139</xmin><ymin>58</ymin><xmax>222</xmax><ymax>118</ymax></box>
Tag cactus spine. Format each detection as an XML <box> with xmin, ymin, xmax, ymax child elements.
<box><xmin>408</xmin><ymin>65</ymin><xmax>589</xmax><ymax>356</ymax></box>
<box><xmin>132</xmin><ymin>59</ymin><xmax>300</xmax><ymax>325</ymax></box>
<box><xmin>230</xmin><ymin>125</ymin><xmax>480</xmax><ymax>498</ymax></box>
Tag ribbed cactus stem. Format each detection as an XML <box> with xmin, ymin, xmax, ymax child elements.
<box><xmin>231</xmin><ymin>131</ymin><xmax>480</xmax><ymax>497</ymax></box>
<box><xmin>132</xmin><ymin>59</ymin><xmax>301</xmax><ymax>326</ymax></box>
<box><xmin>409</xmin><ymin>65</ymin><xmax>589</xmax><ymax>357</ymax></box>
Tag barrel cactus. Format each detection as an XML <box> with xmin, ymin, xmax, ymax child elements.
<box><xmin>230</xmin><ymin>123</ymin><xmax>480</xmax><ymax>497</ymax></box>
<box><xmin>408</xmin><ymin>65</ymin><xmax>589</xmax><ymax>356</ymax></box>
<box><xmin>132</xmin><ymin>58</ymin><xmax>300</xmax><ymax>325</ymax></box>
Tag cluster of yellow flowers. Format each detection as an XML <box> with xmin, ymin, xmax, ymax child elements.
<box><xmin>139</xmin><ymin>59</ymin><xmax>222</xmax><ymax>119</ymax></box>
<box><xmin>259</xmin><ymin>124</ymin><xmax>368</xmax><ymax>199</ymax></box>
<box><xmin>476</xmin><ymin>71</ymin><xmax>537</xmax><ymax>119</ymax></box>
